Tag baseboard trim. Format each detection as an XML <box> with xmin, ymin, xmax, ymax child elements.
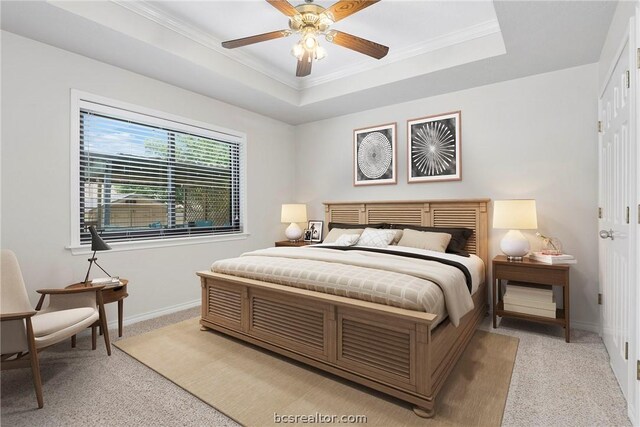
<box><xmin>628</xmin><ymin>404</ymin><xmax>636</xmax><ymax>427</ymax></box>
<box><xmin>489</xmin><ymin>307</ymin><xmax>601</xmax><ymax>334</ymax></box>
<box><xmin>571</xmin><ymin>320</ymin><xmax>600</xmax><ymax>334</ymax></box>
<box><xmin>107</xmin><ymin>299</ymin><xmax>201</xmax><ymax>329</ymax></box>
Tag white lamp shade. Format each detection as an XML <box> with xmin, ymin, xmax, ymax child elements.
<box><xmin>281</xmin><ymin>204</ymin><xmax>307</xmax><ymax>223</ymax></box>
<box><xmin>493</xmin><ymin>200</ymin><xmax>538</xmax><ymax>230</ymax></box>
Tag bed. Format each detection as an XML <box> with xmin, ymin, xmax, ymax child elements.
<box><xmin>198</xmin><ymin>199</ymin><xmax>489</xmax><ymax>417</ymax></box>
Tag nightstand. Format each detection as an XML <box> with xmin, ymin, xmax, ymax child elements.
<box><xmin>492</xmin><ymin>255</ymin><xmax>571</xmax><ymax>342</ymax></box>
<box><xmin>275</xmin><ymin>240</ymin><xmax>315</xmax><ymax>247</ymax></box>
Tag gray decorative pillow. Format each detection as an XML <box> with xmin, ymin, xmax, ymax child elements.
<box><xmin>355</xmin><ymin>228</ymin><xmax>397</xmax><ymax>248</ymax></box>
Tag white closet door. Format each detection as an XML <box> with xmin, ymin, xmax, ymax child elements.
<box><xmin>598</xmin><ymin>36</ymin><xmax>632</xmax><ymax>400</ymax></box>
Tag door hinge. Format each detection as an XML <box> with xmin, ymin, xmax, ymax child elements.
<box><xmin>625</xmin><ymin>342</ymin><xmax>629</xmax><ymax>360</ymax></box>
<box><xmin>626</xmin><ymin>206</ymin><xmax>630</xmax><ymax>224</ymax></box>
<box><xmin>598</xmin><ymin>293</ymin><xmax>602</xmax><ymax>305</ymax></box>
<box><xmin>637</xmin><ymin>48</ymin><xmax>640</xmax><ymax>68</ymax></box>
<box><xmin>637</xmin><ymin>360</ymin><xmax>640</xmax><ymax>380</ymax></box>
<box><xmin>626</xmin><ymin>70</ymin><xmax>631</xmax><ymax>88</ymax></box>
<box><xmin>598</xmin><ymin>207</ymin><xmax>602</xmax><ymax>219</ymax></box>
<box><xmin>598</xmin><ymin>121</ymin><xmax>603</xmax><ymax>132</ymax></box>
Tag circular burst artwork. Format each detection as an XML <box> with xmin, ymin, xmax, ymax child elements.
<box><xmin>408</xmin><ymin>112</ymin><xmax>460</xmax><ymax>182</ymax></box>
<box><xmin>357</xmin><ymin>131</ymin><xmax>393</xmax><ymax>179</ymax></box>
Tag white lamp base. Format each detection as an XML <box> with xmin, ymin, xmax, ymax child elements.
<box><xmin>285</xmin><ymin>222</ymin><xmax>303</xmax><ymax>241</ymax></box>
<box><xmin>500</xmin><ymin>229</ymin><xmax>530</xmax><ymax>261</ymax></box>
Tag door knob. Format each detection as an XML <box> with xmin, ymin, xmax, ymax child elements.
<box><xmin>599</xmin><ymin>229</ymin><xmax>614</xmax><ymax>240</ymax></box>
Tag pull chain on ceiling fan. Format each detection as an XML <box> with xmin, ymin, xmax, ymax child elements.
<box><xmin>221</xmin><ymin>0</ymin><xmax>389</xmax><ymax>77</ymax></box>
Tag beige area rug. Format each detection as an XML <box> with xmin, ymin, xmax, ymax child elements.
<box><xmin>115</xmin><ymin>317</ymin><xmax>518</xmax><ymax>426</ymax></box>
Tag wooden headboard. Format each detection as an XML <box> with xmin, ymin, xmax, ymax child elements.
<box><xmin>324</xmin><ymin>199</ymin><xmax>490</xmax><ymax>268</ymax></box>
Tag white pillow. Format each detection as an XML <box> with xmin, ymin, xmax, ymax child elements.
<box><xmin>333</xmin><ymin>234</ymin><xmax>360</xmax><ymax>246</ymax></box>
<box><xmin>397</xmin><ymin>228</ymin><xmax>452</xmax><ymax>252</ymax></box>
<box><xmin>355</xmin><ymin>228</ymin><xmax>397</xmax><ymax>248</ymax></box>
<box><xmin>323</xmin><ymin>228</ymin><xmax>364</xmax><ymax>244</ymax></box>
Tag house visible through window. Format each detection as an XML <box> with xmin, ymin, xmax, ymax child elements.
<box><xmin>77</xmin><ymin>99</ymin><xmax>244</xmax><ymax>245</ymax></box>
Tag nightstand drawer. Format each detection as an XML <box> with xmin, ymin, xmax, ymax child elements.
<box><xmin>494</xmin><ymin>264</ymin><xmax>568</xmax><ymax>286</ymax></box>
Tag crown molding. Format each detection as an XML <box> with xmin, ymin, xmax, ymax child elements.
<box><xmin>300</xmin><ymin>19</ymin><xmax>502</xmax><ymax>88</ymax></box>
<box><xmin>110</xmin><ymin>1</ymin><xmax>501</xmax><ymax>94</ymax></box>
<box><xmin>111</xmin><ymin>0</ymin><xmax>301</xmax><ymax>90</ymax></box>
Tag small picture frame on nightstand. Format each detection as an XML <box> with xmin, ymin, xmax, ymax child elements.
<box><xmin>303</xmin><ymin>229</ymin><xmax>312</xmax><ymax>242</ymax></box>
<box><xmin>308</xmin><ymin>220</ymin><xmax>324</xmax><ymax>242</ymax></box>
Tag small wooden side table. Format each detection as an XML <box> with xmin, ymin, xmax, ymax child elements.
<box><xmin>275</xmin><ymin>240</ymin><xmax>315</xmax><ymax>247</ymax></box>
<box><xmin>66</xmin><ymin>279</ymin><xmax>129</xmax><ymax>340</ymax></box>
<box><xmin>492</xmin><ymin>256</ymin><xmax>571</xmax><ymax>342</ymax></box>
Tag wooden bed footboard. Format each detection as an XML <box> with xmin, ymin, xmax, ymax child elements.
<box><xmin>198</xmin><ymin>199</ymin><xmax>489</xmax><ymax>417</ymax></box>
<box><xmin>198</xmin><ymin>271</ymin><xmax>488</xmax><ymax>417</ymax></box>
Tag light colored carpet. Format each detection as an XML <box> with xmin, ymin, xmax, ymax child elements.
<box><xmin>114</xmin><ymin>317</ymin><xmax>518</xmax><ymax>426</ymax></box>
<box><xmin>482</xmin><ymin>318</ymin><xmax>633</xmax><ymax>427</ymax></box>
<box><xmin>0</xmin><ymin>308</ymin><xmax>632</xmax><ymax>426</ymax></box>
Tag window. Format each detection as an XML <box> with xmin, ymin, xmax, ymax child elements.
<box><xmin>71</xmin><ymin>92</ymin><xmax>246</xmax><ymax>249</ymax></box>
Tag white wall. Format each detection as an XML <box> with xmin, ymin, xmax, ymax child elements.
<box><xmin>1</xmin><ymin>31</ymin><xmax>296</xmax><ymax>323</ymax></box>
<box><xmin>294</xmin><ymin>64</ymin><xmax>600</xmax><ymax>331</ymax></box>
<box><xmin>0</xmin><ymin>30</ymin><xmax>603</xmax><ymax>331</ymax></box>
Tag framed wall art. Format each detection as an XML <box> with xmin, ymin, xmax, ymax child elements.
<box><xmin>353</xmin><ymin>123</ymin><xmax>397</xmax><ymax>186</ymax></box>
<box><xmin>407</xmin><ymin>111</ymin><xmax>461</xmax><ymax>183</ymax></box>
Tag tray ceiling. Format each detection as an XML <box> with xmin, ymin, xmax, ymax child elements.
<box><xmin>147</xmin><ymin>0</ymin><xmax>502</xmax><ymax>88</ymax></box>
<box><xmin>0</xmin><ymin>1</ymin><xmax>617</xmax><ymax>124</ymax></box>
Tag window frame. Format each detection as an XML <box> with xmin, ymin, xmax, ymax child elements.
<box><xmin>68</xmin><ymin>90</ymin><xmax>248</xmax><ymax>255</ymax></box>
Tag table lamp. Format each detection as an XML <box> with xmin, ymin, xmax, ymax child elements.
<box><xmin>493</xmin><ymin>199</ymin><xmax>538</xmax><ymax>261</ymax></box>
<box><xmin>83</xmin><ymin>225</ymin><xmax>113</xmax><ymax>285</ymax></box>
<box><xmin>281</xmin><ymin>204</ymin><xmax>307</xmax><ymax>241</ymax></box>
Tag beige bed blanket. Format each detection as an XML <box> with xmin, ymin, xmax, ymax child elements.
<box><xmin>211</xmin><ymin>247</ymin><xmax>474</xmax><ymax>326</ymax></box>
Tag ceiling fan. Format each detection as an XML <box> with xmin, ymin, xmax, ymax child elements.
<box><xmin>221</xmin><ymin>0</ymin><xmax>389</xmax><ymax>77</ymax></box>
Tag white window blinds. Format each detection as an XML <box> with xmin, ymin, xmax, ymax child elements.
<box><xmin>78</xmin><ymin>101</ymin><xmax>244</xmax><ymax>244</ymax></box>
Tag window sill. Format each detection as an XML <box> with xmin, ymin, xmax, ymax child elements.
<box><xmin>67</xmin><ymin>232</ymin><xmax>250</xmax><ymax>255</ymax></box>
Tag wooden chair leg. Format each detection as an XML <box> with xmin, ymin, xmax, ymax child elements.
<box><xmin>25</xmin><ymin>318</ymin><xmax>43</xmax><ymax>409</ymax></box>
<box><xmin>71</xmin><ymin>334</ymin><xmax>76</xmax><ymax>348</ymax></box>
<box><xmin>96</xmin><ymin>293</ymin><xmax>111</xmax><ymax>356</ymax></box>
<box><xmin>91</xmin><ymin>326</ymin><xmax>97</xmax><ymax>350</ymax></box>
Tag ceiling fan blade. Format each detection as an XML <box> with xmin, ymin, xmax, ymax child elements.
<box><xmin>296</xmin><ymin>51</ymin><xmax>312</xmax><ymax>77</ymax></box>
<box><xmin>324</xmin><ymin>0</ymin><xmax>380</xmax><ymax>23</ymax></box>
<box><xmin>328</xmin><ymin>30</ymin><xmax>389</xmax><ymax>59</ymax></box>
<box><xmin>266</xmin><ymin>0</ymin><xmax>300</xmax><ymax>17</ymax></box>
<box><xmin>222</xmin><ymin>30</ymin><xmax>290</xmax><ymax>49</ymax></box>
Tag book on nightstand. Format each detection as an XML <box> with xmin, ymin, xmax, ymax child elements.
<box><xmin>503</xmin><ymin>282</ymin><xmax>557</xmax><ymax>318</ymax></box>
<box><xmin>506</xmin><ymin>282</ymin><xmax>553</xmax><ymax>299</ymax></box>
<box><xmin>529</xmin><ymin>252</ymin><xmax>577</xmax><ymax>265</ymax></box>
<box><xmin>503</xmin><ymin>303</ymin><xmax>556</xmax><ymax>318</ymax></box>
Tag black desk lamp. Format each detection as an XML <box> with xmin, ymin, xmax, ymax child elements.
<box><xmin>83</xmin><ymin>225</ymin><xmax>112</xmax><ymax>285</ymax></box>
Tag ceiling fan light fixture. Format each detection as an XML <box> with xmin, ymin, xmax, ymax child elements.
<box><xmin>303</xmin><ymin>33</ymin><xmax>318</xmax><ymax>51</ymax></box>
<box><xmin>315</xmin><ymin>45</ymin><xmax>327</xmax><ymax>60</ymax></box>
<box><xmin>317</xmin><ymin>13</ymin><xmax>334</xmax><ymax>32</ymax></box>
<box><xmin>223</xmin><ymin>0</ymin><xmax>388</xmax><ymax>77</ymax></box>
<box><xmin>291</xmin><ymin>41</ymin><xmax>305</xmax><ymax>60</ymax></box>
